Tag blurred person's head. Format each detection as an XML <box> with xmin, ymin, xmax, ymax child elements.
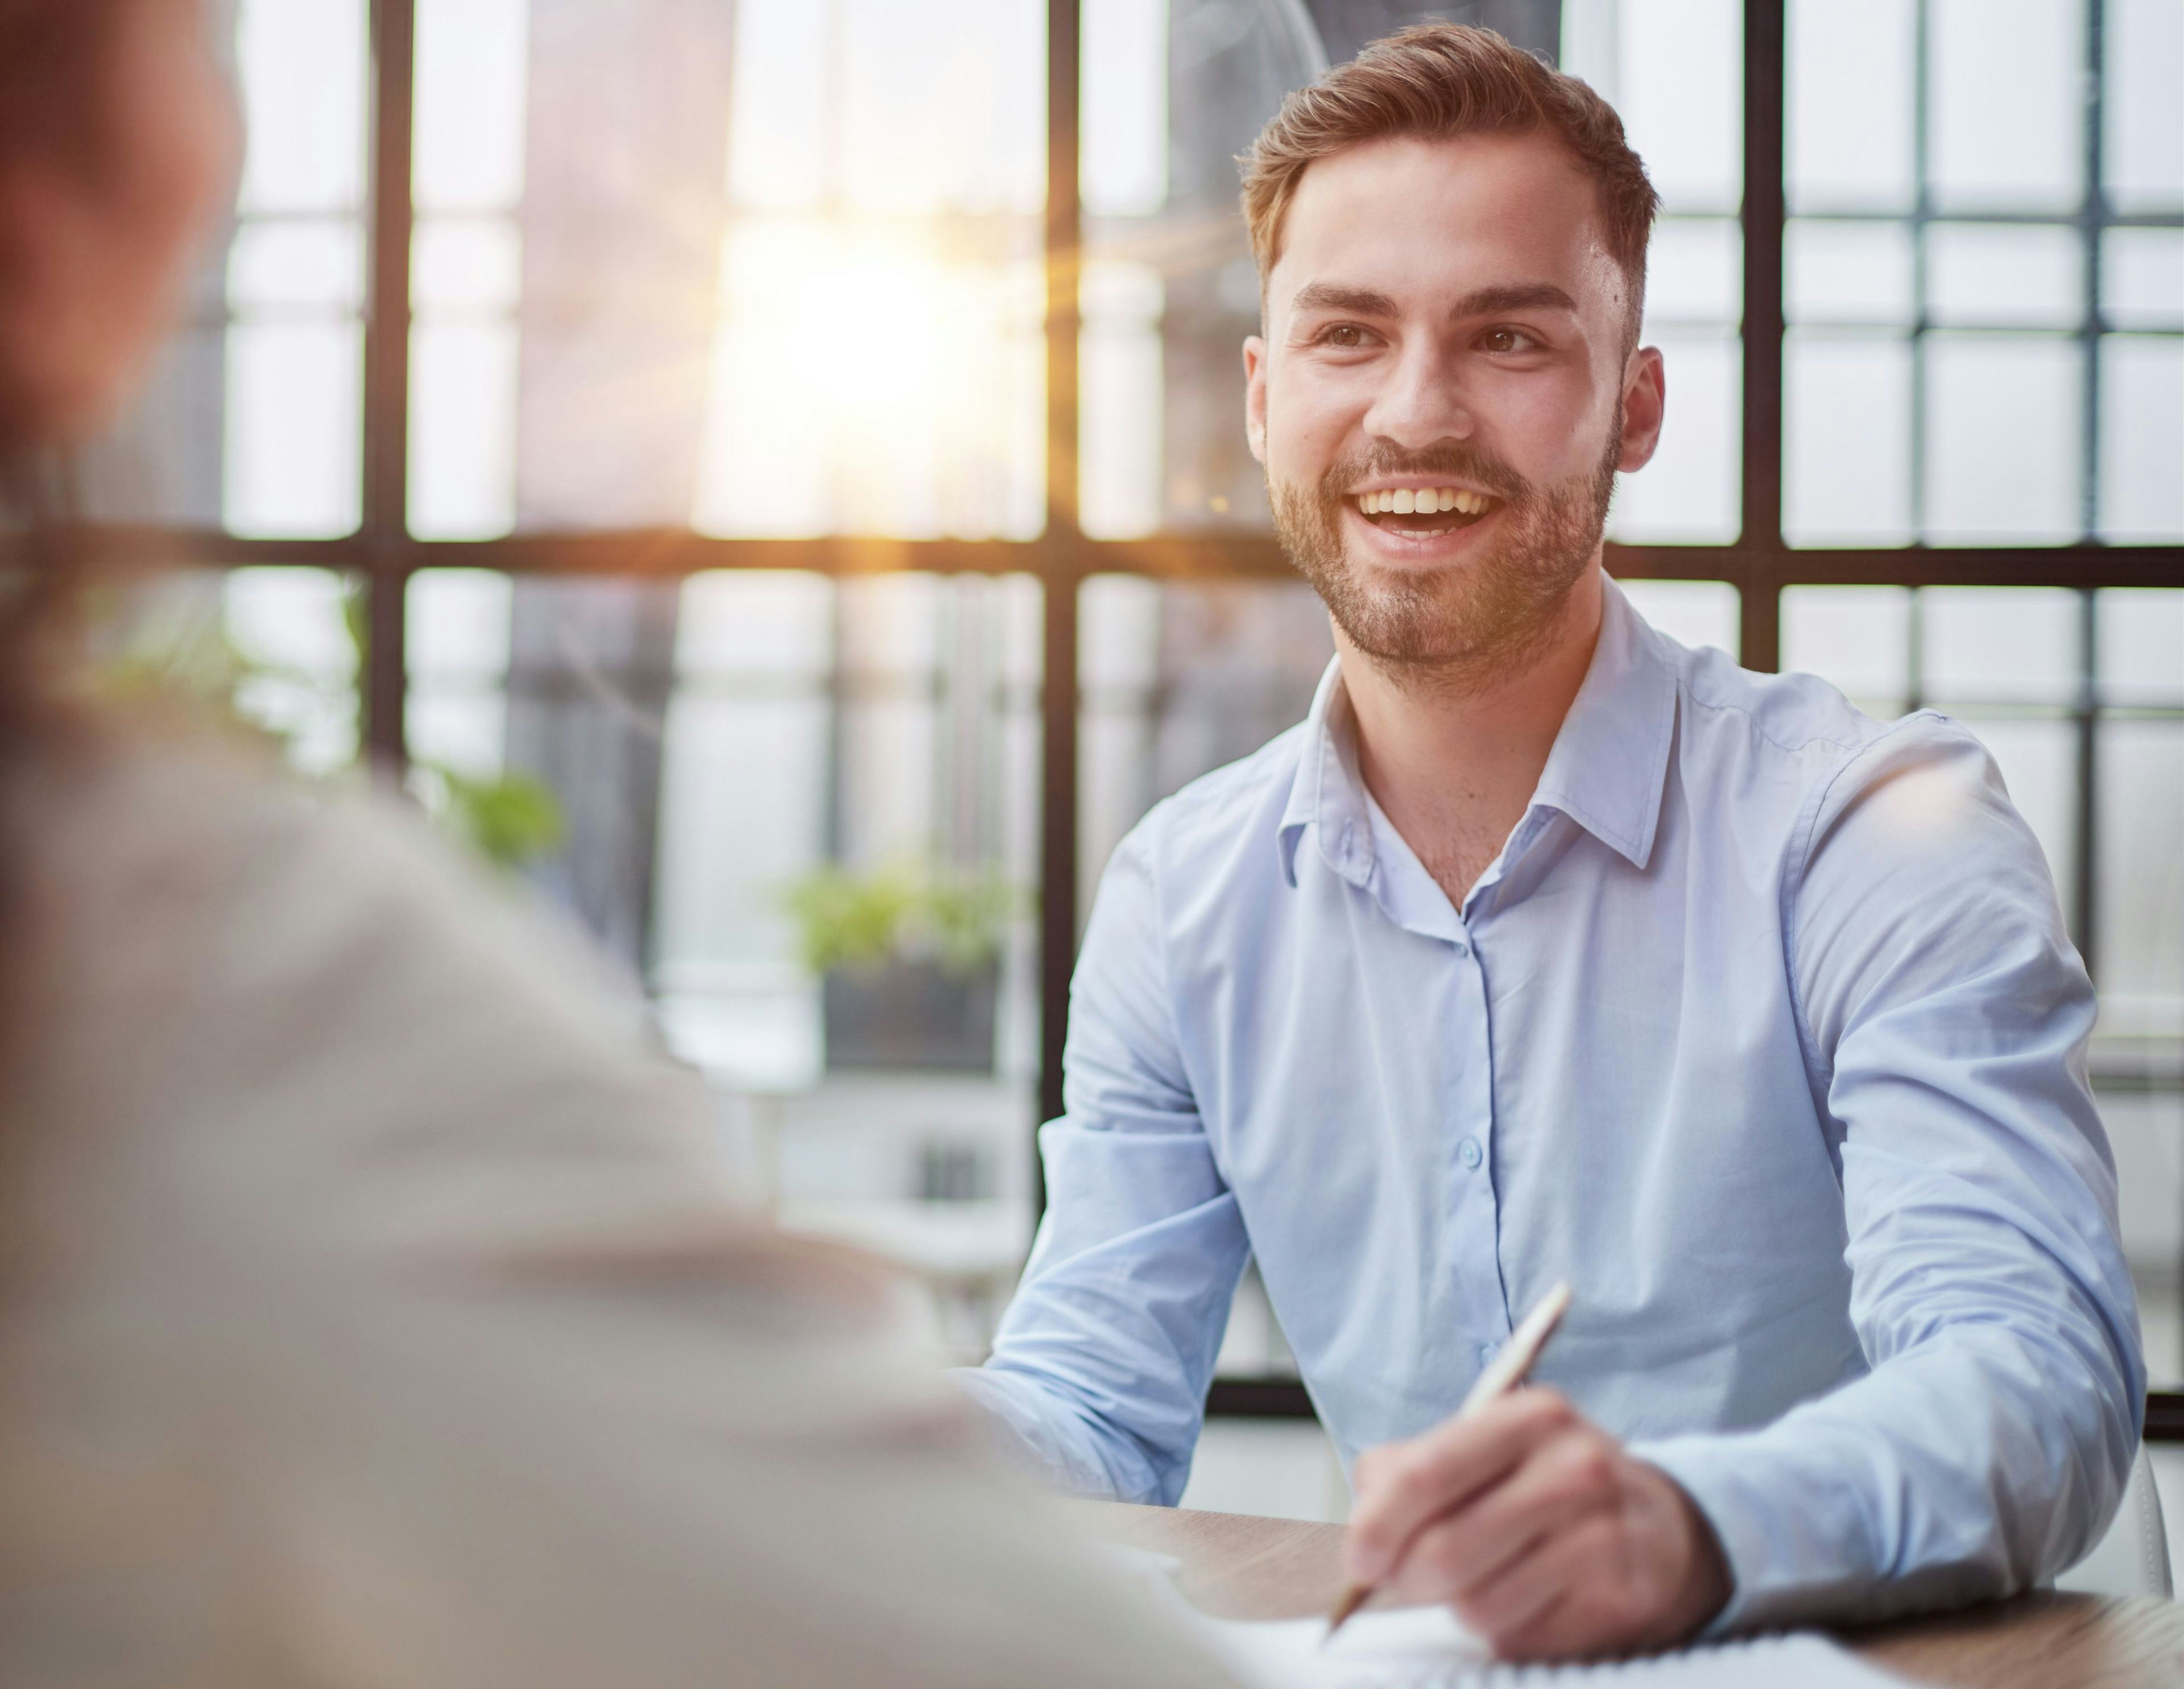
<box><xmin>0</xmin><ymin>0</ymin><xmax>232</xmax><ymax>460</ymax></box>
<box><xmin>1239</xmin><ymin>24</ymin><xmax>1665</xmax><ymax>686</ymax></box>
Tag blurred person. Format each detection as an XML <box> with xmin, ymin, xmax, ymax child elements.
<box><xmin>0</xmin><ymin>2</ymin><xmax>1236</xmax><ymax>1684</ymax></box>
<box><xmin>963</xmin><ymin>22</ymin><xmax>2143</xmax><ymax>1662</ymax></box>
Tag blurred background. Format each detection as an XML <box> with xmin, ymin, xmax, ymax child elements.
<box><xmin>50</xmin><ymin>0</ymin><xmax>2183</xmax><ymax>1517</ymax></box>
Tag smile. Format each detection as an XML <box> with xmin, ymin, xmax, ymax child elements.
<box><xmin>1350</xmin><ymin>485</ymin><xmax>1501</xmax><ymax>537</ymax></box>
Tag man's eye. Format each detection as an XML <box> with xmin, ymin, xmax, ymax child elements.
<box><xmin>1480</xmin><ymin>327</ymin><xmax>1538</xmax><ymax>354</ymax></box>
<box><xmin>1320</xmin><ymin>324</ymin><xmax>1368</xmax><ymax>348</ymax></box>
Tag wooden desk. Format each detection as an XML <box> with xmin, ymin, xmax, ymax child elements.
<box><xmin>1070</xmin><ymin>1501</ymin><xmax>2184</xmax><ymax>1688</ymax></box>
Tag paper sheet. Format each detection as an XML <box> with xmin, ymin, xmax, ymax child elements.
<box><xmin>1182</xmin><ymin>1608</ymin><xmax>1912</xmax><ymax>1689</ymax></box>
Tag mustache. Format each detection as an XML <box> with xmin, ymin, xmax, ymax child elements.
<box><xmin>1318</xmin><ymin>442</ymin><xmax>1533</xmax><ymax>505</ymax></box>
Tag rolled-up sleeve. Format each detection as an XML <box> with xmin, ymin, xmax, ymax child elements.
<box><xmin>1636</xmin><ymin>716</ymin><xmax>2145</xmax><ymax>1631</ymax></box>
<box><xmin>956</xmin><ymin>822</ymin><xmax>1250</xmax><ymax>1506</ymax></box>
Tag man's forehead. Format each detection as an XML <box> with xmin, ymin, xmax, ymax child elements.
<box><xmin>1269</xmin><ymin>131</ymin><xmax>1617</xmax><ymax>312</ymax></box>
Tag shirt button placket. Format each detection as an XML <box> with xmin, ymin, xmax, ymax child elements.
<box><xmin>1449</xmin><ymin>924</ymin><xmax>1512</xmax><ymax>1373</ymax></box>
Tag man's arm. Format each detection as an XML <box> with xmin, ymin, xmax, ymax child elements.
<box><xmin>958</xmin><ymin>823</ymin><xmax>1252</xmax><ymax>1506</ymax></box>
<box><xmin>1633</xmin><ymin>716</ymin><xmax>2145</xmax><ymax>1630</ymax></box>
<box><xmin>1340</xmin><ymin>716</ymin><xmax>2143</xmax><ymax>1655</ymax></box>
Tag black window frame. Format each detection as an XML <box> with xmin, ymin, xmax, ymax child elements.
<box><xmin>26</xmin><ymin>0</ymin><xmax>2184</xmax><ymax>1431</ymax></box>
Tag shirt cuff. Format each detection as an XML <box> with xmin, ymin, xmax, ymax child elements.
<box><xmin>1630</xmin><ymin>1432</ymin><xmax>1875</xmax><ymax>1636</ymax></box>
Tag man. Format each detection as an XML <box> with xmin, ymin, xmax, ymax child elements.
<box><xmin>959</xmin><ymin>22</ymin><xmax>2143</xmax><ymax>1663</ymax></box>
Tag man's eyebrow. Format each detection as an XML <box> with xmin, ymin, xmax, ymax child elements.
<box><xmin>1450</xmin><ymin>282</ymin><xmax>1579</xmax><ymax>318</ymax></box>
<box><xmin>1288</xmin><ymin>282</ymin><xmax>1400</xmax><ymax>317</ymax></box>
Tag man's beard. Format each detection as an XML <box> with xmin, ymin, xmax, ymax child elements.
<box><xmin>1268</xmin><ymin>419</ymin><xmax>1622</xmax><ymax>692</ymax></box>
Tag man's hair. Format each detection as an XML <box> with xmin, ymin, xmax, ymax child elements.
<box><xmin>1240</xmin><ymin>23</ymin><xmax>1660</xmax><ymax>344</ymax></box>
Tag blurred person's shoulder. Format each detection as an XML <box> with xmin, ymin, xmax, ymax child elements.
<box><xmin>6</xmin><ymin>718</ymin><xmax>741</xmax><ymax>1252</ymax></box>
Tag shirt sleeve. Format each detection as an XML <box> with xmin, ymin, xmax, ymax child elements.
<box><xmin>957</xmin><ymin>820</ymin><xmax>1252</xmax><ymax>1506</ymax></box>
<box><xmin>1633</xmin><ymin>715</ymin><xmax>2146</xmax><ymax>1632</ymax></box>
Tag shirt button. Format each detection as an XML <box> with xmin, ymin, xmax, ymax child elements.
<box><xmin>1478</xmin><ymin>1343</ymin><xmax>1499</xmax><ymax>1367</ymax></box>
<box><xmin>1458</xmin><ymin>1135</ymin><xmax>1484</xmax><ymax>1170</ymax></box>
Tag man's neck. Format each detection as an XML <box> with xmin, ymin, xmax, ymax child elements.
<box><xmin>1338</xmin><ymin>563</ymin><xmax>1606</xmax><ymax>910</ymax></box>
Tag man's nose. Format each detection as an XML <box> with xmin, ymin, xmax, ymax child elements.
<box><xmin>1360</xmin><ymin>337</ymin><xmax>1475</xmax><ymax>452</ymax></box>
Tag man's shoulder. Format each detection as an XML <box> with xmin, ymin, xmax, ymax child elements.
<box><xmin>1111</xmin><ymin>720</ymin><xmax>1312</xmax><ymax>892</ymax></box>
<box><xmin>1666</xmin><ymin>637</ymin><xmax>1897</xmax><ymax>770</ymax></box>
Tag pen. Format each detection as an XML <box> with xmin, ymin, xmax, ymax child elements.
<box><xmin>1324</xmin><ymin>1280</ymin><xmax>1575</xmax><ymax>1642</ymax></box>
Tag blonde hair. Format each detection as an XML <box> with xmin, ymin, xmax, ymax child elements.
<box><xmin>1240</xmin><ymin>23</ymin><xmax>1660</xmax><ymax>341</ymax></box>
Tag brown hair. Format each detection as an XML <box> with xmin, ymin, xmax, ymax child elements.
<box><xmin>1240</xmin><ymin>23</ymin><xmax>1659</xmax><ymax>342</ymax></box>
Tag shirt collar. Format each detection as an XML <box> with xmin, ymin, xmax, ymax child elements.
<box><xmin>1275</xmin><ymin>578</ymin><xmax>1677</xmax><ymax>889</ymax></box>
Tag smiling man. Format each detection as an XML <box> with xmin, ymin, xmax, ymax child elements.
<box><xmin>961</xmin><ymin>24</ymin><xmax>2142</xmax><ymax>1661</ymax></box>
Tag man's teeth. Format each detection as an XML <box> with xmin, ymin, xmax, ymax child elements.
<box><xmin>1355</xmin><ymin>488</ymin><xmax>1492</xmax><ymax>516</ymax></box>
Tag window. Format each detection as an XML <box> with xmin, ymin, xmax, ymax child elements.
<box><xmin>39</xmin><ymin>1</ymin><xmax>2184</xmax><ymax>1407</ymax></box>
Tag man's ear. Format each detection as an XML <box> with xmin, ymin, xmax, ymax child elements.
<box><xmin>1616</xmin><ymin>345</ymin><xmax>1666</xmax><ymax>473</ymax></box>
<box><xmin>1243</xmin><ymin>333</ymin><xmax>1268</xmax><ymax>465</ymax></box>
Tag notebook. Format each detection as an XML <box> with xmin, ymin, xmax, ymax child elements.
<box><xmin>1183</xmin><ymin>1605</ymin><xmax>1913</xmax><ymax>1689</ymax></box>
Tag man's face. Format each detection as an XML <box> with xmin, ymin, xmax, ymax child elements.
<box><xmin>1244</xmin><ymin>132</ymin><xmax>1664</xmax><ymax>676</ymax></box>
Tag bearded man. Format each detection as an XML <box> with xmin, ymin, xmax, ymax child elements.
<box><xmin>959</xmin><ymin>23</ymin><xmax>2142</xmax><ymax>1660</ymax></box>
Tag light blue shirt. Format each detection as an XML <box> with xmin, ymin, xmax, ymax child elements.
<box><xmin>962</xmin><ymin>580</ymin><xmax>2144</xmax><ymax>1631</ymax></box>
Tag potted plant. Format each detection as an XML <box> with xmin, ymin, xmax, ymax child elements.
<box><xmin>780</xmin><ymin>861</ymin><xmax>1019</xmax><ymax>1072</ymax></box>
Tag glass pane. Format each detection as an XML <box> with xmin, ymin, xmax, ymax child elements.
<box><xmin>223</xmin><ymin>321</ymin><xmax>365</xmax><ymax>538</ymax></box>
<box><xmin>1593</xmin><ymin>0</ymin><xmax>1744</xmax><ymax>214</ymax></box>
<box><xmin>2097</xmin><ymin>722</ymin><xmax>2184</xmax><ymax>1033</ymax></box>
<box><xmin>1928</xmin><ymin>0</ymin><xmax>2084</xmax><ymax>214</ymax></box>
<box><xmin>1786</xmin><ymin>220</ymin><xmax>1915</xmax><ymax>325</ymax></box>
<box><xmin>1781</xmin><ymin>585</ymin><xmax>1913</xmax><ymax>716</ymax></box>
<box><xmin>2106</xmin><ymin>0</ymin><xmax>2184</xmax><ymax>214</ymax></box>
<box><xmin>1615</xmin><ymin>579</ymin><xmax>1739</xmax><ymax>658</ymax></box>
<box><xmin>409</xmin><ymin>0</ymin><xmax>1046</xmax><ymax>539</ymax></box>
<box><xmin>1923</xmin><ymin>335</ymin><xmax>2083</xmax><ymax>543</ymax></box>
<box><xmin>1958</xmin><ymin>717</ymin><xmax>2077</xmax><ymax>906</ymax></box>
<box><xmin>1925</xmin><ymin>224</ymin><xmax>2083</xmax><ymax>331</ymax></box>
<box><xmin>1922</xmin><ymin>587</ymin><xmax>2079</xmax><ymax>707</ymax></box>
<box><xmin>1787</xmin><ymin>0</ymin><xmax>1916</xmax><ymax>212</ymax></box>
<box><xmin>1078</xmin><ymin>0</ymin><xmax>1321</xmax><ymax>536</ymax></box>
<box><xmin>1080</xmin><ymin>576</ymin><xmax>1330</xmax><ymax>901</ymax></box>
<box><xmin>1608</xmin><ymin>335</ymin><xmax>1739</xmax><ymax>543</ymax></box>
<box><xmin>2099</xmin><ymin>336</ymin><xmax>2184</xmax><ymax>542</ymax></box>
<box><xmin>76</xmin><ymin>1</ymin><xmax>370</xmax><ymax>531</ymax></box>
<box><xmin>2100</xmin><ymin>228</ymin><xmax>2184</xmax><ymax>332</ymax></box>
<box><xmin>406</xmin><ymin>567</ymin><xmax>513</xmax><ymax>779</ymax></box>
<box><xmin>2098</xmin><ymin>589</ymin><xmax>2184</xmax><ymax>707</ymax></box>
<box><xmin>1645</xmin><ymin>217</ymin><xmax>1742</xmax><ymax>325</ymax></box>
<box><xmin>224</xmin><ymin>566</ymin><xmax>361</xmax><ymax>775</ymax></box>
<box><xmin>234</xmin><ymin>0</ymin><xmax>370</xmax><ymax>216</ymax></box>
<box><xmin>1785</xmin><ymin>333</ymin><xmax>1913</xmax><ymax>545</ymax></box>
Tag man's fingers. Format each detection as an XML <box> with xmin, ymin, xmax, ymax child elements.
<box><xmin>1458</xmin><ymin>1514</ymin><xmax>1631</xmax><ymax>1661</ymax></box>
<box><xmin>1346</xmin><ymin>1389</ymin><xmax>1579</xmax><ymax>1584</ymax></box>
<box><xmin>1387</xmin><ymin>1432</ymin><xmax>1620</xmax><ymax>1603</ymax></box>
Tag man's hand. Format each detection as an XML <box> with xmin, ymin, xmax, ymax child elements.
<box><xmin>1345</xmin><ymin>1388</ymin><xmax>1731</xmax><ymax>1661</ymax></box>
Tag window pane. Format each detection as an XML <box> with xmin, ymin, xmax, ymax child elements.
<box><xmin>1078</xmin><ymin>0</ymin><xmax>1320</xmax><ymax>536</ymax></box>
<box><xmin>1080</xmin><ymin>576</ymin><xmax>1330</xmax><ymax>903</ymax></box>
<box><xmin>1926</xmin><ymin>224</ymin><xmax>2083</xmax><ymax>331</ymax></box>
<box><xmin>1609</xmin><ymin>335</ymin><xmax>1739</xmax><ymax>543</ymax></box>
<box><xmin>1786</xmin><ymin>220</ymin><xmax>1915</xmax><ymax>325</ymax></box>
<box><xmin>222</xmin><ymin>321</ymin><xmax>365</xmax><ymax>538</ymax></box>
<box><xmin>2098</xmin><ymin>722</ymin><xmax>2184</xmax><ymax>1034</ymax></box>
<box><xmin>234</xmin><ymin>0</ymin><xmax>370</xmax><ymax>216</ymax></box>
<box><xmin>2099</xmin><ymin>336</ymin><xmax>2184</xmax><ymax>542</ymax></box>
<box><xmin>1922</xmin><ymin>586</ymin><xmax>2079</xmax><ymax>707</ymax></box>
<box><xmin>1785</xmin><ymin>333</ymin><xmax>1913</xmax><ymax>544</ymax></box>
<box><xmin>1615</xmin><ymin>580</ymin><xmax>1739</xmax><ymax>658</ymax></box>
<box><xmin>2106</xmin><ymin>0</ymin><xmax>2184</xmax><ymax>213</ymax></box>
<box><xmin>1781</xmin><ymin>585</ymin><xmax>1912</xmax><ymax>716</ymax></box>
<box><xmin>406</xmin><ymin>568</ymin><xmax>514</xmax><ymax>779</ymax></box>
<box><xmin>1603</xmin><ymin>0</ymin><xmax>1743</xmax><ymax>214</ymax></box>
<box><xmin>1928</xmin><ymin>0</ymin><xmax>2084</xmax><ymax>214</ymax></box>
<box><xmin>2098</xmin><ymin>589</ymin><xmax>2184</xmax><ymax>707</ymax></box>
<box><xmin>77</xmin><ymin>2</ymin><xmax>369</xmax><ymax>531</ymax></box>
<box><xmin>224</xmin><ymin>567</ymin><xmax>361</xmax><ymax>776</ymax></box>
<box><xmin>1923</xmin><ymin>335</ymin><xmax>2083</xmax><ymax>543</ymax></box>
<box><xmin>1645</xmin><ymin>217</ymin><xmax>1742</xmax><ymax>325</ymax></box>
<box><xmin>1960</xmin><ymin>717</ymin><xmax>2078</xmax><ymax>906</ymax></box>
<box><xmin>1788</xmin><ymin>0</ymin><xmax>1916</xmax><ymax>212</ymax></box>
<box><xmin>2100</xmin><ymin>229</ymin><xmax>2184</xmax><ymax>332</ymax></box>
